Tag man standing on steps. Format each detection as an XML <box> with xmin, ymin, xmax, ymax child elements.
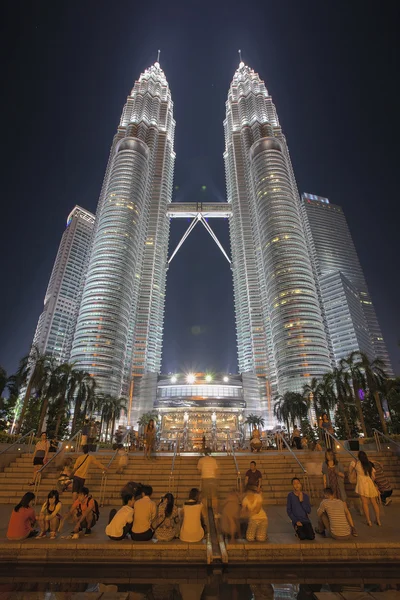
<box><xmin>286</xmin><ymin>477</ymin><xmax>315</xmax><ymax>540</ymax></box>
<box><xmin>197</xmin><ymin>449</ymin><xmax>219</xmax><ymax>511</ymax></box>
<box><xmin>72</xmin><ymin>445</ymin><xmax>107</xmax><ymax>502</ymax></box>
<box><xmin>245</xmin><ymin>461</ymin><xmax>262</xmax><ymax>492</ymax></box>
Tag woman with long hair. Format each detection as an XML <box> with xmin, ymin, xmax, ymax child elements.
<box><xmin>153</xmin><ymin>493</ymin><xmax>179</xmax><ymax>541</ymax></box>
<box><xmin>349</xmin><ymin>450</ymin><xmax>381</xmax><ymax>526</ymax></box>
<box><xmin>7</xmin><ymin>492</ymin><xmax>37</xmax><ymax>540</ymax></box>
<box><xmin>37</xmin><ymin>489</ymin><xmax>63</xmax><ymax>539</ymax></box>
<box><xmin>322</xmin><ymin>449</ymin><xmax>347</xmax><ymax>501</ymax></box>
<box><xmin>180</xmin><ymin>488</ymin><xmax>207</xmax><ymax>543</ymax></box>
<box><xmin>29</xmin><ymin>431</ymin><xmax>50</xmax><ymax>485</ymax></box>
<box><xmin>144</xmin><ymin>419</ymin><xmax>156</xmax><ymax>459</ymax></box>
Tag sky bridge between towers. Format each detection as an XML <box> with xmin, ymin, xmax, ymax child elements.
<box><xmin>167</xmin><ymin>202</ymin><xmax>232</xmax><ymax>264</ymax></box>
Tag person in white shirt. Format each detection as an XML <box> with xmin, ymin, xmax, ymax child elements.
<box><xmin>197</xmin><ymin>450</ymin><xmax>218</xmax><ymax>510</ymax></box>
<box><xmin>316</xmin><ymin>487</ymin><xmax>357</xmax><ymax>539</ymax></box>
<box><xmin>180</xmin><ymin>488</ymin><xmax>207</xmax><ymax>543</ymax></box>
<box><xmin>106</xmin><ymin>493</ymin><xmax>134</xmax><ymax>540</ymax></box>
<box><xmin>241</xmin><ymin>486</ymin><xmax>268</xmax><ymax>542</ymax></box>
<box><xmin>131</xmin><ymin>485</ymin><xmax>156</xmax><ymax>541</ymax></box>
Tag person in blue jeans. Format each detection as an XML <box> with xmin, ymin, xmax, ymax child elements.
<box><xmin>286</xmin><ymin>477</ymin><xmax>315</xmax><ymax>540</ymax></box>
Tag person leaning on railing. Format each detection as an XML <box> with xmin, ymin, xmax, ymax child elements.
<box><xmin>72</xmin><ymin>445</ymin><xmax>107</xmax><ymax>501</ymax></box>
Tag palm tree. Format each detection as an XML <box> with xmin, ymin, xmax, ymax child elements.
<box><xmin>303</xmin><ymin>377</ymin><xmax>323</xmax><ymax>422</ymax></box>
<box><xmin>340</xmin><ymin>351</ymin><xmax>367</xmax><ymax>436</ymax></box>
<box><xmin>355</xmin><ymin>352</ymin><xmax>388</xmax><ymax>434</ymax></box>
<box><xmin>318</xmin><ymin>374</ymin><xmax>337</xmax><ymax>418</ymax></box>
<box><xmin>36</xmin><ymin>359</ymin><xmax>60</xmax><ymax>434</ymax></box>
<box><xmin>327</xmin><ymin>367</ymin><xmax>353</xmax><ymax>440</ymax></box>
<box><xmin>273</xmin><ymin>392</ymin><xmax>307</xmax><ymax>434</ymax></box>
<box><xmin>109</xmin><ymin>396</ymin><xmax>127</xmax><ymax>441</ymax></box>
<box><xmin>98</xmin><ymin>394</ymin><xmax>114</xmax><ymax>442</ymax></box>
<box><xmin>15</xmin><ymin>347</ymin><xmax>52</xmax><ymax>433</ymax></box>
<box><xmin>137</xmin><ymin>411</ymin><xmax>159</xmax><ymax>428</ymax></box>
<box><xmin>70</xmin><ymin>371</ymin><xmax>96</xmax><ymax>434</ymax></box>
<box><xmin>52</xmin><ymin>362</ymin><xmax>78</xmax><ymax>437</ymax></box>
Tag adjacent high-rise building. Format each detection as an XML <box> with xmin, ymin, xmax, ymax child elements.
<box><xmin>224</xmin><ymin>62</ymin><xmax>332</xmax><ymax>401</ymax></box>
<box><xmin>301</xmin><ymin>193</ymin><xmax>393</xmax><ymax>374</ymax></box>
<box><xmin>32</xmin><ymin>206</ymin><xmax>95</xmax><ymax>364</ymax></box>
<box><xmin>70</xmin><ymin>62</ymin><xmax>175</xmax><ymax>416</ymax></box>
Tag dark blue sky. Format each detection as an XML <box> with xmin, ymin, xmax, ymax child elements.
<box><xmin>1</xmin><ymin>0</ymin><xmax>399</xmax><ymax>377</ymax></box>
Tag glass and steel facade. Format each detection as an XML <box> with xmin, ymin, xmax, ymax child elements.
<box><xmin>224</xmin><ymin>63</ymin><xmax>331</xmax><ymax>402</ymax></box>
<box><xmin>302</xmin><ymin>193</ymin><xmax>392</xmax><ymax>374</ymax></box>
<box><xmin>71</xmin><ymin>62</ymin><xmax>175</xmax><ymax>403</ymax></box>
<box><xmin>32</xmin><ymin>206</ymin><xmax>95</xmax><ymax>364</ymax></box>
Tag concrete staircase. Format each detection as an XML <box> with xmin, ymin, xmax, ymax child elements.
<box><xmin>0</xmin><ymin>449</ymin><xmax>399</xmax><ymax>507</ymax></box>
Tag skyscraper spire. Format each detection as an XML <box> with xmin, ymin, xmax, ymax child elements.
<box><xmin>238</xmin><ymin>48</ymin><xmax>242</xmax><ymax>63</ymax></box>
<box><xmin>157</xmin><ymin>49</ymin><xmax>161</xmax><ymax>63</ymax></box>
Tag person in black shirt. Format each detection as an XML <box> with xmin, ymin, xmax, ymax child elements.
<box><xmin>244</xmin><ymin>461</ymin><xmax>262</xmax><ymax>492</ymax></box>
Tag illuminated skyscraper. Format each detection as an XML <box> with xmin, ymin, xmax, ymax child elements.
<box><xmin>224</xmin><ymin>62</ymin><xmax>331</xmax><ymax>400</ymax></box>
<box><xmin>302</xmin><ymin>193</ymin><xmax>393</xmax><ymax>374</ymax></box>
<box><xmin>71</xmin><ymin>62</ymin><xmax>175</xmax><ymax>409</ymax></box>
<box><xmin>32</xmin><ymin>206</ymin><xmax>95</xmax><ymax>364</ymax></box>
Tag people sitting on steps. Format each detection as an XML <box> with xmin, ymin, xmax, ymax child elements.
<box><xmin>61</xmin><ymin>486</ymin><xmax>99</xmax><ymax>539</ymax></box>
<box><xmin>315</xmin><ymin>487</ymin><xmax>357</xmax><ymax>540</ymax></box>
<box><xmin>286</xmin><ymin>477</ymin><xmax>315</xmax><ymax>540</ymax></box>
<box><xmin>130</xmin><ymin>485</ymin><xmax>156</xmax><ymax>541</ymax></box>
<box><xmin>106</xmin><ymin>493</ymin><xmax>135</xmax><ymax>540</ymax></box>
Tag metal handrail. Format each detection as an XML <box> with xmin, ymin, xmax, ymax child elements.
<box><xmin>227</xmin><ymin>432</ymin><xmax>241</xmax><ymax>492</ymax></box>
<box><xmin>277</xmin><ymin>433</ymin><xmax>312</xmax><ymax>498</ymax></box>
<box><xmin>33</xmin><ymin>430</ymin><xmax>82</xmax><ymax>500</ymax></box>
<box><xmin>323</xmin><ymin>429</ymin><xmax>358</xmax><ymax>461</ymax></box>
<box><xmin>99</xmin><ymin>430</ymin><xmax>130</xmax><ymax>506</ymax></box>
<box><xmin>373</xmin><ymin>428</ymin><xmax>400</xmax><ymax>452</ymax></box>
<box><xmin>168</xmin><ymin>432</ymin><xmax>181</xmax><ymax>493</ymax></box>
<box><xmin>0</xmin><ymin>429</ymin><xmax>36</xmax><ymax>457</ymax></box>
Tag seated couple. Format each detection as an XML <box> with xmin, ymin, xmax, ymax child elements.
<box><xmin>107</xmin><ymin>487</ymin><xmax>207</xmax><ymax>543</ymax></box>
<box><xmin>106</xmin><ymin>485</ymin><xmax>157</xmax><ymax>541</ymax></box>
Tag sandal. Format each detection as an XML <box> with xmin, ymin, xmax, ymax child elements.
<box><xmin>50</xmin><ymin>532</ymin><xmax>57</xmax><ymax>539</ymax></box>
<box><xmin>62</xmin><ymin>533</ymin><xmax>79</xmax><ymax>539</ymax></box>
<box><xmin>37</xmin><ymin>532</ymin><xmax>47</xmax><ymax>539</ymax></box>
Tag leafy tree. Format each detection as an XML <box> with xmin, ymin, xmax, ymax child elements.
<box><xmin>334</xmin><ymin>402</ymin><xmax>359</xmax><ymax>440</ymax></box>
<box><xmin>355</xmin><ymin>353</ymin><xmax>388</xmax><ymax>434</ymax></box>
<box><xmin>303</xmin><ymin>377</ymin><xmax>323</xmax><ymax>419</ymax></box>
<box><xmin>300</xmin><ymin>418</ymin><xmax>316</xmax><ymax>444</ymax></box>
<box><xmin>20</xmin><ymin>399</ymin><xmax>41</xmax><ymax>435</ymax></box>
<box><xmin>0</xmin><ymin>366</ymin><xmax>7</xmax><ymax>397</ymax></box>
<box><xmin>362</xmin><ymin>393</ymin><xmax>382</xmax><ymax>436</ymax></box>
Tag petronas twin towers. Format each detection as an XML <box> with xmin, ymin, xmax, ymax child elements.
<box><xmin>66</xmin><ymin>59</ymin><xmax>378</xmax><ymax>422</ymax></box>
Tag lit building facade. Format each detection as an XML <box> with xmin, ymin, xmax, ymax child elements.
<box><xmin>224</xmin><ymin>63</ymin><xmax>331</xmax><ymax>402</ymax></box>
<box><xmin>302</xmin><ymin>193</ymin><xmax>392</xmax><ymax>374</ymax></box>
<box><xmin>155</xmin><ymin>373</ymin><xmax>245</xmax><ymax>450</ymax></box>
<box><xmin>70</xmin><ymin>62</ymin><xmax>175</xmax><ymax>411</ymax></box>
<box><xmin>32</xmin><ymin>206</ymin><xmax>95</xmax><ymax>364</ymax></box>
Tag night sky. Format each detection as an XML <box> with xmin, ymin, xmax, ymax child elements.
<box><xmin>1</xmin><ymin>1</ymin><xmax>399</xmax><ymax>378</ymax></box>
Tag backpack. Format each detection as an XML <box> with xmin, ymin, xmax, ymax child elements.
<box><xmin>88</xmin><ymin>496</ymin><xmax>100</xmax><ymax>521</ymax></box>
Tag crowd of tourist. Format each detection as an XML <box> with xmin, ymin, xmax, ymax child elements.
<box><xmin>5</xmin><ymin>441</ymin><xmax>394</xmax><ymax>544</ymax></box>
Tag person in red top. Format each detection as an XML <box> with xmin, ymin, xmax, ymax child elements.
<box><xmin>7</xmin><ymin>492</ymin><xmax>37</xmax><ymax>540</ymax></box>
<box><xmin>61</xmin><ymin>487</ymin><xmax>98</xmax><ymax>538</ymax></box>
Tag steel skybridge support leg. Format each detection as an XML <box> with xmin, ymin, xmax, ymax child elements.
<box><xmin>199</xmin><ymin>216</ymin><xmax>231</xmax><ymax>264</ymax></box>
<box><xmin>168</xmin><ymin>216</ymin><xmax>199</xmax><ymax>264</ymax></box>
